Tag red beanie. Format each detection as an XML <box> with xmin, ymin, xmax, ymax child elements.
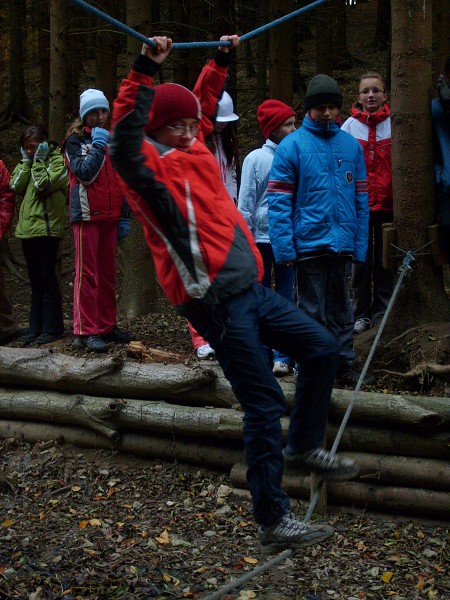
<box><xmin>145</xmin><ymin>83</ymin><xmax>202</xmax><ymax>135</ymax></box>
<box><xmin>257</xmin><ymin>100</ymin><xmax>296</xmax><ymax>140</ymax></box>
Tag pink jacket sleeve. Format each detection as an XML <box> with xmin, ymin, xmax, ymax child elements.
<box><xmin>0</xmin><ymin>160</ymin><xmax>15</xmax><ymax>241</ymax></box>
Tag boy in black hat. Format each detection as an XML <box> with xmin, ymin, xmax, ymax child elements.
<box><xmin>267</xmin><ymin>74</ymin><xmax>370</xmax><ymax>390</ymax></box>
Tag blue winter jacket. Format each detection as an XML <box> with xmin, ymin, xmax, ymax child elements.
<box><xmin>267</xmin><ymin>114</ymin><xmax>369</xmax><ymax>263</ymax></box>
<box><xmin>238</xmin><ymin>139</ymin><xmax>278</xmax><ymax>243</ymax></box>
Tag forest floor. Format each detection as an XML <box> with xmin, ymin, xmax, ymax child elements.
<box><xmin>1</xmin><ymin>1</ymin><xmax>450</xmax><ymax>599</ymax></box>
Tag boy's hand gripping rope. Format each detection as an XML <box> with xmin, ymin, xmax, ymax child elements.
<box><xmin>68</xmin><ymin>0</ymin><xmax>327</xmax><ymax>49</ymax></box>
<box><xmin>201</xmin><ymin>247</ymin><xmax>418</xmax><ymax>600</ymax></box>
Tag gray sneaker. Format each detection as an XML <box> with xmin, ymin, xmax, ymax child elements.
<box><xmin>284</xmin><ymin>447</ymin><xmax>359</xmax><ymax>480</ymax></box>
<box><xmin>259</xmin><ymin>513</ymin><xmax>334</xmax><ymax>555</ymax></box>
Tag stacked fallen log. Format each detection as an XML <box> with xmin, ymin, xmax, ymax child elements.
<box><xmin>0</xmin><ymin>347</ymin><xmax>449</xmax><ymax>519</ymax></box>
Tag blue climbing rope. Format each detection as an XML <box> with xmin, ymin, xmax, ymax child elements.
<box><xmin>68</xmin><ymin>0</ymin><xmax>327</xmax><ymax>49</ymax></box>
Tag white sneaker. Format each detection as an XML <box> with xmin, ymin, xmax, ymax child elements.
<box><xmin>196</xmin><ymin>343</ymin><xmax>215</xmax><ymax>359</ymax></box>
<box><xmin>354</xmin><ymin>317</ymin><xmax>373</xmax><ymax>333</ymax></box>
<box><xmin>272</xmin><ymin>361</ymin><xmax>292</xmax><ymax>377</ymax></box>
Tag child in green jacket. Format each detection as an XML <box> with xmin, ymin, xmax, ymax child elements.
<box><xmin>10</xmin><ymin>125</ymin><xmax>68</xmax><ymax>344</ymax></box>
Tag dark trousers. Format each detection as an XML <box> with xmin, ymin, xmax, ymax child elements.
<box><xmin>352</xmin><ymin>210</ymin><xmax>394</xmax><ymax>323</ymax></box>
<box><xmin>187</xmin><ymin>283</ymin><xmax>339</xmax><ymax>526</ymax></box>
<box><xmin>21</xmin><ymin>237</ymin><xmax>64</xmax><ymax>336</ymax></box>
<box><xmin>295</xmin><ymin>255</ymin><xmax>355</xmax><ymax>362</ymax></box>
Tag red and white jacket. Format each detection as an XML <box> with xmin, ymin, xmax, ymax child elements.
<box><xmin>110</xmin><ymin>60</ymin><xmax>263</xmax><ymax>316</ymax></box>
<box><xmin>0</xmin><ymin>160</ymin><xmax>15</xmax><ymax>241</ymax></box>
<box><xmin>341</xmin><ymin>103</ymin><xmax>392</xmax><ymax>211</ymax></box>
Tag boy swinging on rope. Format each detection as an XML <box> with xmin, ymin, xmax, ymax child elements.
<box><xmin>110</xmin><ymin>35</ymin><xmax>359</xmax><ymax>554</ymax></box>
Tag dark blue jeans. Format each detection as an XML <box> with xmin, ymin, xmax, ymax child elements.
<box><xmin>187</xmin><ymin>284</ymin><xmax>339</xmax><ymax>526</ymax></box>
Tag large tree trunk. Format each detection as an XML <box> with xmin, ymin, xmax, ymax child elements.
<box><xmin>117</xmin><ymin>215</ymin><xmax>163</xmax><ymax>318</ymax></box>
<box><xmin>315</xmin><ymin>0</ymin><xmax>335</xmax><ymax>74</ymax></box>
<box><xmin>0</xmin><ymin>0</ymin><xmax>31</xmax><ymax>128</ymax></box>
<box><xmin>389</xmin><ymin>0</ymin><xmax>450</xmax><ymax>334</ymax></box>
<box><xmin>95</xmin><ymin>0</ymin><xmax>120</xmax><ymax>106</ymax></box>
<box><xmin>375</xmin><ymin>0</ymin><xmax>391</xmax><ymax>51</ymax></box>
<box><xmin>126</xmin><ymin>0</ymin><xmax>153</xmax><ymax>64</ymax></box>
<box><xmin>49</xmin><ymin>0</ymin><xmax>68</xmax><ymax>142</ymax></box>
<box><xmin>432</xmin><ymin>0</ymin><xmax>450</xmax><ymax>78</ymax></box>
<box><xmin>256</xmin><ymin>0</ymin><xmax>269</xmax><ymax>105</ymax></box>
<box><xmin>269</xmin><ymin>0</ymin><xmax>295</xmax><ymax>103</ymax></box>
<box><xmin>37</xmin><ymin>1</ymin><xmax>50</xmax><ymax>130</ymax></box>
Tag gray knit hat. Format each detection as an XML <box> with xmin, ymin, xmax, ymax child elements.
<box><xmin>304</xmin><ymin>74</ymin><xmax>343</xmax><ymax>111</ymax></box>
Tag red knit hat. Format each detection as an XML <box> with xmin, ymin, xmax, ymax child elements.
<box><xmin>145</xmin><ymin>83</ymin><xmax>202</xmax><ymax>135</ymax></box>
<box><xmin>257</xmin><ymin>100</ymin><xmax>296</xmax><ymax>140</ymax></box>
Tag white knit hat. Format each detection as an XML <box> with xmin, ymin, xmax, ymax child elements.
<box><xmin>79</xmin><ymin>88</ymin><xmax>110</xmax><ymax>120</ymax></box>
<box><xmin>215</xmin><ymin>92</ymin><xmax>239</xmax><ymax>123</ymax></box>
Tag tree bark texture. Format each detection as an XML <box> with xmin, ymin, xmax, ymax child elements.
<box><xmin>0</xmin><ymin>420</ymin><xmax>243</xmax><ymax>470</ymax></box>
<box><xmin>49</xmin><ymin>0</ymin><xmax>68</xmax><ymax>142</ymax></box>
<box><xmin>117</xmin><ymin>215</ymin><xmax>163</xmax><ymax>318</ymax></box>
<box><xmin>0</xmin><ymin>378</ymin><xmax>448</xmax><ymax>520</ymax></box>
<box><xmin>1</xmin><ymin>347</ymin><xmax>449</xmax><ymax>424</ymax></box>
<box><xmin>0</xmin><ymin>347</ymin><xmax>233</xmax><ymax>406</ymax></box>
<box><xmin>0</xmin><ymin>387</ymin><xmax>448</xmax><ymax>461</ymax></box>
<box><xmin>230</xmin><ymin>463</ymin><xmax>450</xmax><ymax>520</ymax></box>
<box><xmin>390</xmin><ymin>0</ymin><xmax>450</xmax><ymax>332</ymax></box>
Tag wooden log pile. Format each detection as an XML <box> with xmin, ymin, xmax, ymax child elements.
<box><xmin>0</xmin><ymin>347</ymin><xmax>449</xmax><ymax>520</ymax></box>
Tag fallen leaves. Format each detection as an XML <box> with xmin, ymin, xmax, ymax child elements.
<box><xmin>0</xmin><ymin>440</ymin><xmax>448</xmax><ymax>599</ymax></box>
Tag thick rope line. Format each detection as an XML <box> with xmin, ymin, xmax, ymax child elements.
<box><xmin>68</xmin><ymin>0</ymin><xmax>327</xmax><ymax>49</ymax></box>
<box><xmin>202</xmin><ymin>248</ymin><xmax>417</xmax><ymax>600</ymax></box>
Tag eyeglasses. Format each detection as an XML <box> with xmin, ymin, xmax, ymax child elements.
<box><xmin>358</xmin><ymin>88</ymin><xmax>385</xmax><ymax>95</ymax></box>
<box><xmin>166</xmin><ymin>123</ymin><xmax>200</xmax><ymax>136</ymax></box>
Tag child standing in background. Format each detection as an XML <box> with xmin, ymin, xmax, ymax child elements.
<box><xmin>0</xmin><ymin>159</ymin><xmax>18</xmax><ymax>345</ymax></box>
<box><xmin>341</xmin><ymin>72</ymin><xmax>393</xmax><ymax>333</ymax></box>
<box><xmin>204</xmin><ymin>91</ymin><xmax>239</xmax><ymax>204</ymax></box>
<box><xmin>238</xmin><ymin>99</ymin><xmax>297</xmax><ymax>376</ymax></box>
<box><xmin>267</xmin><ymin>75</ymin><xmax>370</xmax><ymax>387</ymax></box>
<box><xmin>188</xmin><ymin>38</ymin><xmax>240</xmax><ymax>359</ymax></box>
<box><xmin>10</xmin><ymin>125</ymin><xmax>67</xmax><ymax>345</ymax></box>
<box><xmin>63</xmin><ymin>89</ymin><xmax>133</xmax><ymax>353</ymax></box>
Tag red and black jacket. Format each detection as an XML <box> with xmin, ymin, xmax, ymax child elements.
<box><xmin>110</xmin><ymin>57</ymin><xmax>263</xmax><ymax>316</ymax></box>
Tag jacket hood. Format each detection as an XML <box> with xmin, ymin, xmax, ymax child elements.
<box><xmin>350</xmin><ymin>102</ymin><xmax>391</xmax><ymax>125</ymax></box>
<box><xmin>304</xmin><ymin>113</ymin><xmax>341</xmax><ymax>136</ymax></box>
